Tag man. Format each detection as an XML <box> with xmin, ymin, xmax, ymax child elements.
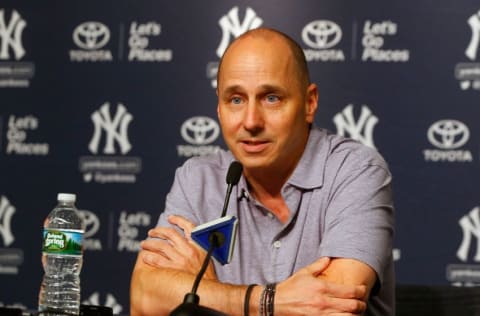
<box><xmin>130</xmin><ymin>27</ymin><xmax>394</xmax><ymax>316</ymax></box>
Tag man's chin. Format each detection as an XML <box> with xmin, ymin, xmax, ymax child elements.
<box><xmin>235</xmin><ymin>157</ymin><xmax>270</xmax><ymax>171</ymax></box>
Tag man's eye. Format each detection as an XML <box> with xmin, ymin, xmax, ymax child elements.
<box><xmin>231</xmin><ymin>97</ymin><xmax>243</xmax><ymax>105</ymax></box>
<box><xmin>266</xmin><ymin>95</ymin><xmax>280</xmax><ymax>103</ymax></box>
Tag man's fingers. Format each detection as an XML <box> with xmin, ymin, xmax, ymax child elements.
<box><xmin>303</xmin><ymin>256</ymin><xmax>331</xmax><ymax>276</ymax></box>
<box><xmin>141</xmin><ymin>250</ymin><xmax>182</xmax><ymax>270</ymax></box>
<box><xmin>319</xmin><ymin>295</ymin><xmax>367</xmax><ymax>314</ymax></box>
<box><xmin>141</xmin><ymin>238</ymin><xmax>170</xmax><ymax>254</ymax></box>
<box><xmin>168</xmin><ymin>215</ymin><xmax>196</xmax><ymax>238</ymax></box>
<box><xmin>320</xmin><ymin>281</ymin><xmax>367</xmax><ymax>300</ymax></box>
<box><xmin>141</xmin><ymin>238</ymin><xmax>182</xmax><ymax>262</ymax></box>
<box><xmin>166</xmin><ymin>215</ymin><xmax>207</xmax><ymax>254</ymax></box>
<box><xmin>144</xmin><ymin>227</ymin><xmax>196</xmax><ymax>261</ymax></box>
<box><xmin>147</xmin><ymin>226</ymin><xmax>188</xmax><ymax>249</ymax></box>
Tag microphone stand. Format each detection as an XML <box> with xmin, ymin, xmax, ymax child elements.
<box><xmin>170</xmin><ymin>232</ymin><xmax>228</xmax><ymax>316</ymax></box>
<box><xmin>170</xmin><ymin>161</ymin><xmax>242</xmax><ymax>316</ymax></box>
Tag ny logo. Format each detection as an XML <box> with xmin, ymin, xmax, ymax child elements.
<box><xmin>83</xmin><ymin>292</ymin><xmax>123</xmax><ymax>315</ymax></box>
<box><xmin>457</xmin><ymin>207</ymin><xmax>480</xmax><ymax>262</ymax></box>
<box><xmin>0</xmin><ymin>9</ymin><xmax>26</xmax><ymax>60</ymax></box>
<box><xmin>216</xmin><ymin>6</ymin><xmax>263</xmax><ymax>58</ymax></box>
<box><xmin>466</xmin><ymin>11</ymin><xmax>480</xmax><ymax>61</ymax></box>
<box><xmin>0</xmin><ymin>195</ymin><xmax>15</xmax><ymax>247</ymax></box>
<box><xmin>333</xmin><ymin>104</ymin><xmax>378</xmax><ymax>148</ymax></box>
<box><xmin>89</xmin><ymin>103</ymin><xmax>132</xmax><ymax>154</ymax></box>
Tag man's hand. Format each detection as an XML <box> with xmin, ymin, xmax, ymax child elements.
<box><xmin>273</xmin><ymin>257</ymin><xmax>368</xmax><ymax>315</ymax></box>
<box><xmin>135</xmin><ymin>216</ymin><xmax>374</xmax><ymax>316</ymax></box>
<box><xmin>139</xmin><ymin>215</ymin><xmax>217</xmax><ymax>279</ymax></box>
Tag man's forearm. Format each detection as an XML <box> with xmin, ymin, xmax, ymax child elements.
<box><xmin>131</xmin><ymin>255</ymin><xmax>368</xmax><ymax>316</ymax></box>
<box><xmin>130</xmin><ymin>256</ymin><xmax>246</xmax><ymax>316</ymax></box>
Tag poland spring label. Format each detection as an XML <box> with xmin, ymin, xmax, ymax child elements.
<box><xmin>42</xmin><ymin>229</ymin><xmax>84</xmax><ymax>256</ymax></box>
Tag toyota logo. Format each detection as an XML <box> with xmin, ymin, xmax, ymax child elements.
<box><xmin>73</xmin><ymin>22</ymin><xmax>110</xmax><ymax>50</ymax></box>
<box><xmin>302</xmin><ymin>20</ymin><xmax>342</xmax><ymax>49</ymax></box>
<box><xmin>78</xmin><ymin>210</ymin><xmax>100</xmax><ymax>238</ymax></box>
<box><xmin>427</xmin><ymin>120</ymin><xmax>470</xmax><ymax>149</ymax></box>
<box><xmin>181</xmin><ymin>116</ymin><xmax>220</xmax><ymax>145</ymax></box>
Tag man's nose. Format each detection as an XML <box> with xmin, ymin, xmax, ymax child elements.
<box><xmin>242</xmin><ymin>101</ymin><xmax>264</xmax><ymax>133</ymax></box>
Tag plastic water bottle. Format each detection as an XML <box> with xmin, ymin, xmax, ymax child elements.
<box><xmin>38</xmin><ymin>193</ymin><xmax>85</xmax><ymax>315</ymax></box>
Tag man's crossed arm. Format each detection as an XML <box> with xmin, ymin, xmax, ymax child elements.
<box><xmin>130</xmin><ymin>215</ymin><xmax>376</xmax><ymax>316</ymax></box>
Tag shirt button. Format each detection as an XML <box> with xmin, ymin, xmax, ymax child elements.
<box><xmin>273</xmin><ymin>240</ymin><xmax>282</xmax><ymax>248</ymax></box>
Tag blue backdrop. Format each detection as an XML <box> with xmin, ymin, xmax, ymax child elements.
<box><xmin>1</xmin><ymin>0</ymin><xmax>479</xmax><ymax>314</ymax></box>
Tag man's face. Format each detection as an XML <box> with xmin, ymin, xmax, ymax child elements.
<box><xmin>217</xmin><ymin>35</ymin><xmax>318</xmax><ymax>174</ymax></box>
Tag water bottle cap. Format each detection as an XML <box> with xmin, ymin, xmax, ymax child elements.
<box><xmin>57</xmin><ymin>193</ymin><xmax>76</xmax><ymax>203</ymax></box>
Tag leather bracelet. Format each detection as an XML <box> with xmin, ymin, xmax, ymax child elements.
<box><xmin>244</xmin><ymin>284</ymin><xmax>256</xmax><ymax>316</ymax></box>
<box><xmin>265</xmin><ymin>283</ymin><xmax>276</xmax><ymax>316</ymax></box>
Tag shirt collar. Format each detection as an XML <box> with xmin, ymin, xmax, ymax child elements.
<box><xmin>287</xmin><ymin>126</ymin><xmax>327</xmax><ymax>190</ymax></box>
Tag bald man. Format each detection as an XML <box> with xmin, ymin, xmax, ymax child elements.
<box><xmin>130</xmin><ymin>28</ymin><xmax>394</xmax><ymax>316</ymax></box>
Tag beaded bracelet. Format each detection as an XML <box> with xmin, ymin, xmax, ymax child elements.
<box><xmin>259</xmin><ymin>283</ymin><xmax>276</xmax><ymax>316</ymax></box>
<box><xmin>259</xmin><ymin>286</ymin><xmax>266</xmax><ymax>316</ymax></box>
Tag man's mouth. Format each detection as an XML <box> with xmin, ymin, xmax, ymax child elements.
<box><xmin>240</xmin><ymin>139</ymin><xmax>269</xmax><ymax>153</ymax></box>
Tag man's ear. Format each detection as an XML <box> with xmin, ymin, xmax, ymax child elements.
<box><xmin>305</xmin><ymin>83</ymin><xmax>318</xmax><ymax>123</ymax></box>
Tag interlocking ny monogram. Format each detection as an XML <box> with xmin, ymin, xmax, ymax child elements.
<box><xmin>333</xmin><ymin>104</ymin><xmax>378</xmax><ymax>149</ymax></box>
<box><xmin>466</xmin><ymin>11</ymin><xmax>480</xmax><ymax>60</ymax></box>
<box><xmin>89</xmin><ymin>103</ymin><xmax>133</xmax><ymax>154</ymax></box>
<box><xmin>0</xmin><ymin>196</ymin><xmax>15</xmax><ymax>247</ymax></box>
<box><xmin>457</xmin><ymin>207</ymin><xmax>480</xmax><ymax>262</ymax></box>
<box><xmin>0</xmin><ymin>9</ymin><xmax>26</xmax><ymax>60</ymax></box>
<box><xmin>216</xmin><ymin>6</ymin><xmax>263</xmax><ymax>58</ymax></box>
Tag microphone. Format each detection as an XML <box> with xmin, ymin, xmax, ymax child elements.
<box><xmin>170</xmin><ymin>161</ymin><xmax>243</xmax><ymax>316</ymax></box>
<box><xmin>222</xmin><ymin>161</ymin><xmax>243</xmax><ymax>217</ymax></box>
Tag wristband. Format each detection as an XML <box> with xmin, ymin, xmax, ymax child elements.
<box><xmin>265</xmin><ymin>283</ymin><xmax>276</xmax><ymax>316</ymax></box>
<box><xmin>244</xmin><ymin>284</ymin><xmax>256</xmax><ymax>316</ymax></box>
<box><xmin>259</xmin><ymin>283</ymin><xmax>276</xmax><ymax>316</ymax></box>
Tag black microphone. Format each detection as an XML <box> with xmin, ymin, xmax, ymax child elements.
<box><xmin>170</xmin><ymin>161</ymin><xmax>243</xmax><ymax>316</ymax></box>
<box><xmin>221</xmin><ymin>161</ymin><xmax>243</xmax><ymax>217</ymax></box>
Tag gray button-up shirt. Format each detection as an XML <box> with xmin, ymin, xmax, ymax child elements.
<box><xmin>158</xmin><ymin>127</ymin><xmax>395</xmax><ymax>315</ymax></box>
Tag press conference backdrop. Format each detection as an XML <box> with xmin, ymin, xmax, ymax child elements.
<box><xmin>0</xmin><ymin>0</ymin><xmax>479</xmax><ymax>313</ymax></box>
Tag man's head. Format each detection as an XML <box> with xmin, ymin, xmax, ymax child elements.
<box><xmin>216</xmin><ymin>27</ymin><xmax>318</xmax><ymax>179</ymax></box>
<box><xmin>217</xmin><ymin>28</ymin><xmax>311</xmax><ymax>91</ymax></box>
